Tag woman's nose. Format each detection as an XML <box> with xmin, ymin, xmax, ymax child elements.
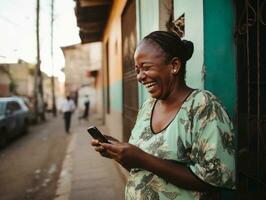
<box><xmin>137</xmin><ymin>70</ymin><xmax>146</xmax><ymax>83</ymax></box>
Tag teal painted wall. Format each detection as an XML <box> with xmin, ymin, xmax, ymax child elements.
<box><xmin>110</xmin><ymin>80</ymin><xmax>123</xmax><ymax>112</ymax></box>
<box><xmin>174</xmin><ymin>0</ymin><xmax>204</xmax><ymax>89</ymax></box>
<box><xmin>136</xmin><ymin>0</ymin><xmax>159</xmax><ymax>106</ymax></box>
<box><xmin>203</xmin><ymin>0</ymin><xmax>236</xmax><ymax>117</ymax></box>
<box><xmin>137</xmin><ymin>0</ymin><xmax>159</xmax><ymax>39</ymax></box>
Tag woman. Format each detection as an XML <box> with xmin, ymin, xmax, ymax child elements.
<box><xmin>91</xmin><ymin>31</ymin><xmax>235</xmax><ymax>199</ymax></box>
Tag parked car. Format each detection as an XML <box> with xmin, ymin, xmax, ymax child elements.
<box><xmin>0</xmin><ymin>97</ymin><xmax>30</xmax><ymax>148</ymax></box>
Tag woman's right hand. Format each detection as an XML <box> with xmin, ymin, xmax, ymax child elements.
<box><xmin>99</xmin><ymin>142</ymin><xmax>146</xmax><ymax>169</ymax></box>
<box><xmin>90</xmin><ymin>135</ymin><xmax>120</xmax><ymax>158</ymax></box>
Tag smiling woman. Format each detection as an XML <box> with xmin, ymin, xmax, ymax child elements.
<box><xmin>91</xmin><ymin>31</ymin><xmax>236</xmax><ymax>200</ymax></box>
<box><xmin>133</xmin><ymin>31</ymin><xmax>194</xmax><ymax>102</ymax></box>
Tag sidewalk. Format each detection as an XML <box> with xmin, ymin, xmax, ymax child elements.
<box><xmin>55</xmin><ymin>114</ymin><xmax>126</xmax><ymax>200</ymax></box>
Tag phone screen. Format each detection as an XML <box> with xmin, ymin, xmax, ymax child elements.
<box><xmin>87</xmin><ymin>126</ymin><xmax>111</xmax><ymax>144</ymax></box>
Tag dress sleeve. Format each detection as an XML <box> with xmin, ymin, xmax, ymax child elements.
<box><xmin>188</xmin><ymin>96</ymin><xmax>236</xmax><ymax>189</ymax></box>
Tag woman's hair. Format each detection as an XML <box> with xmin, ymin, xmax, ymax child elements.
<box><xmin>142</xmin><ymin>31</ymin><xmax>194</xmax><ymax>79</ymax></box>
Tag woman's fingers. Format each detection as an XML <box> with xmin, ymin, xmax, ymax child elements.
<box><xmin>97</xmin><ymin>142</ymin><xmax>143</xmax><ymax>169</ymax></box>
<box><xmin>100</xmin><ymin>150</ymin><xmax>111</xmax><ymax>158</ymax></box>
<box><xmin>94</xmin><ymin>145</ymin><xmax>105</xmax><ymax>152</ymax></box>
<box><xmin>100</xmin><ymin>142</ymin><xmax>120</xmax><ymax>153</ymax></box>
<box><xmin>93</xmin><ymin>144</ymin><xmax>114</xmax><ymax>158</ymax></box>
<box><xmin>105</xmin><ymin>149</ymin><xmax>119</xmax><ymax>159</ymax></box>
<box><xmin>99</xmin><ymin>143</ymin><xmax>121</xmax><ymax>160</ymax></box>
<box><xmin>91</xmin><ymin>139</ymin><xmax>100</xmax><ymax>146</ymax></box>
<box><xmin>90</xmin><ymin>138</ymin><xmax>115</xmax><ymax>159</ymax></box>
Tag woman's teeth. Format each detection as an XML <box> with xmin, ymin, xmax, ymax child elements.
<box><xmin>144</xmin><ymin>82</ymin><xmax>156</xmax><ymax>90</ymax></box>
<box><xmin>144</xmin><ymin>82</ymin><xmax>156</xmax><ymax>92</ymax></box>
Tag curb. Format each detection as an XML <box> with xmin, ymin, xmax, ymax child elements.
<box><xmin>54</xmin><ymin>132</ymin><xmax>77</xmax><ymax>200</ymax></box>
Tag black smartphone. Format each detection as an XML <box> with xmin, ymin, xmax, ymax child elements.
<box><xmin>87</xmin><ymin>126</ymin><xmax>111</xmax><ymax>144</ymax></box>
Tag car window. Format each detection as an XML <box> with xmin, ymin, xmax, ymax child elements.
<box><xmin>13</xmin><ymin>102</ymin><xmax>21</xmax><ymax>111</ymax></box>
<box><xmin>6</xmin><ymin>102</ymin><xmax>14</xmax><ymax>112</ymax></box>
<box><xmin>6</xmin><ymin>101</ymin><xmax>21</xmax><ymax>112</ymax></box>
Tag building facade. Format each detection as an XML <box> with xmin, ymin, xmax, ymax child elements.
<box><xmin>0</xmin><ymin>62</ymin><xmax>35</xmax><ymax>97</ymax></box>
<box><xmin>61</xmin><ymin>42</ymin><xmax>103</xmax><ymax>115</ymax></box>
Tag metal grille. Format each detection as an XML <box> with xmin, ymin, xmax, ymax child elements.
<box><xmin>235</xmin><ymin>0</ymin><xmax>266</xmax><ymax>198</ymax></box>
<box><xmin>122</xmin><ymin>0</ymin><xmax>138</xmax><ymax>142</ymax></box>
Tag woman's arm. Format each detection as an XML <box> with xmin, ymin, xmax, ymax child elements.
<box><xmin>100</xmin><ymin>142</ymin><xmax>214</xmax><ymax>191</ymax></box>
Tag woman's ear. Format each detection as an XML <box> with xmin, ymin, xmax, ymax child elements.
<box><xmin>171</xmin><ymin>57</ymin><xmax>181</xmax><ymax>75</ymax></box>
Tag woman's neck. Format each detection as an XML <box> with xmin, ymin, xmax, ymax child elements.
<box><xmin>159</xmin><ymin>84</ymin><xmax>193</xmax><ymax>108</ymax></box>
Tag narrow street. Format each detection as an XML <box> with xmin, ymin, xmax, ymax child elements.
<box><xmin>0</xmin><ymin>112</ymin><xmax>73</xmax><ymax>200</ymax></box>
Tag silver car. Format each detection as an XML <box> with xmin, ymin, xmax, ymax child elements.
<box><xmin>0</xmin><ymin>97</ymin><xmax>30</xmax><ymax>148</ymax></box>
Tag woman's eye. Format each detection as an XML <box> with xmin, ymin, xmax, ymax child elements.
<box><xmin>143</xmin><ymin>66</ymin><xmax>150</xmax><ymax>71</ymax></box>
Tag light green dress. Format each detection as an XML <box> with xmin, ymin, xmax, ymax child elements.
<box><xmin>125</xmin><ymin>90</ymin><xmax>235</xmax><ymax>200</ymax></box>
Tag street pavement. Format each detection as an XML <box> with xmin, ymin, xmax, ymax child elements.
<box><xmin>54</xmin><ymin>113</ymin><xmax>126</xmax><ymax>200</ymax></box>
<box><xmin>0</xmin><ymin>112</ymin><xmax>71</xmax><ymax>200</ymax></box>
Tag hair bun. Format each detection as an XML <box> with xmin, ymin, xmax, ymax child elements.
<box><xmin>182</xmin><ymin>40</ymin><xmax>194</xmax><ymax>61</ymax></box>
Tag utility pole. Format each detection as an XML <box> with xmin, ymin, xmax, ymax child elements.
<box><xmin>51</xmin><ymin>0</ymin><xmax>57</xmax><ymax>116</ymax></box>
<box><xmin>34</xmin><ymin>0</ymin><xmax>45</xmax><ymax>122</ymax></box>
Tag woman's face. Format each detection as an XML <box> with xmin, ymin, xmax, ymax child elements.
<box><xmin>134</xmin><ymin>41</ymin><xmax>179</xmax><ymax>99</ymax></box>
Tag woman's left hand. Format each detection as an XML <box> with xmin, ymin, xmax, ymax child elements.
<box><xmin>99</xmin><ymin>142</ymin><xmax>146</xmax><ymax>169</ymax></box>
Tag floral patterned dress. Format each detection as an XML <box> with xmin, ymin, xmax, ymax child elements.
<box><xmin>125</xmin><ymin>89</ymin><xmax>235</xmax><ymax>200</ymax></box>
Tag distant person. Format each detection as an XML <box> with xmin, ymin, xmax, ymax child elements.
<box><xmin>82</xmin><ymin>95</ymin><xmax>90</xmax><ymax>120</ymax></box>
<box><xmin>60</xmin><ymin>96</ymin><xmax>75</xmax><ymax>133</ymax></box>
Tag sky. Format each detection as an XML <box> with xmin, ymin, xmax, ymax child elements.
<box><xmin>0</xmin><ymin>0</ymin><xmax>80</xmax><ymax>82</ymax></box>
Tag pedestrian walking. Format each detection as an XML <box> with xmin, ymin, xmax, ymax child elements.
<box><xmin>60</xmin><ymin>96</ymin><xmax>75</xmax><ymax>133</ymax></box>
<box><xmin>91</xmin><ymin>31</ymin><xmax>236</xmax><ymax>199</ymax></box>
<box><xmin>82</xmin><ymin>95</ymin><xmax>90</xmax><ymax>119</ymax></box>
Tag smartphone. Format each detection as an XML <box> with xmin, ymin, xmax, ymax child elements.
<box><xmin>87</xmin><ymin>125</ymin><xmax>111</xmax><ymax>144</ymax></box>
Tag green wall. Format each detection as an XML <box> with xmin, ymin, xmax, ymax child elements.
<box><xmin>203</xmin><ymin>0</ymin><xmax>236</xmax><ymax>117</ymax></box>
<box><xmin>110</xmin><ymin>80</ymin><xmax>123</xmax><ymax>112</ymax></box>
<box><xmin>136</xmin><ymin>0</ymin><xmax>159</xmax><ymax>106</ymax></box>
